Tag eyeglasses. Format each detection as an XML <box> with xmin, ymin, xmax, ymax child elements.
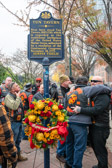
<box><xmin>91</xmin><ymin>80</ymin><xmax>102</xmax><ymax>83</ymax></box>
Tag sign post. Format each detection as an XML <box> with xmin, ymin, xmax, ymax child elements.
<box><xmin>28</xmin><ymin>11</ymin><xmax>64</xmax><ymax>168</ymax></box>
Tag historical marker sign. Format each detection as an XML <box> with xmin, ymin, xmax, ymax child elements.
<box><xmin>28</xmin><ymin>11</ymin><xmax>64</xmax><ymax>65</ymax></box>
<box><xmin>28</xmin><ymin>11</ymin><xmax>64</xmax><ymax>168</ymax></box>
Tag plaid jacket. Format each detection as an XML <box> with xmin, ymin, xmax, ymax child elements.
<box><xmin>0</xmin><ymin>105</ymin><xmax>17</xmax><ymax>164</ymax></box>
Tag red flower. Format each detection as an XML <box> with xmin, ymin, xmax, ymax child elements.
<box><xmin>30</xmin><ymin>104</ymin><xmax>34</xmax><ymax>109</ymax></box>
<box><xmin>46</xmin><ymin>111</ymin><xmax>52</xmax><ymax>117</ymax></box>
<box><xmin>63</xmin><ymin>122</ymin><xmax>68</xmax><ymax>127</ymax></box>
<box><xmin>58</xmin><ymin>104</ymin><xmax>64</xmax><ymax>110</ymax></box>
<box><xmin>47</xmin><ymin>139</ymin><xmax>54</xmax><ymax>145</ymax></box>
<box><xmin>57</xmin><ymin>121</ymin><xmax>63</xmax><ymax>126</ymax></box>
<box><xmin>42</xmin><ymin>100</ymin><xmax>45</xmax><ymax>102</ymax></box>
<box><xmin>48</xmin><ymin>101</ymin><xmax>53</xmax><ymax>107</ymax></box>
<box><xmin>42</xmin><ymin>144</ymin><xmax>46</xmax><ymax>148</ymax></box>
<box><xmin>24</xmin><ymin>118</ymin><xmax>29</xmax><ymax>123</ymax></box>
<box><xmin>58</xmin><ymin>126</ymin><xmax>68</xmax><ymax>137</ymax></box>
<box><xmin>40</xmin><ymin>111</ymin><xmax>46</xmax><ymax>117</ymax></box>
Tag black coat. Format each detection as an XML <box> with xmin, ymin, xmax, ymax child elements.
<box><xmin>80</xmin><ymin>85</ymin><xmax>111</xmax><ymax>127</ymax></box>
<box><xmin>32</xmin><ymin>92</ymin><xmax>43</xmax><ymax>102</ymax></box>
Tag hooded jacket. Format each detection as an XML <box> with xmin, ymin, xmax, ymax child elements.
<box><xmin>80</xmin><ymin>84</ymin><xmax>111</xmax><ymax>127</ymax></box>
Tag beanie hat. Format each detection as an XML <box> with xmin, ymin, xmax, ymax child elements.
<box><xmin>59</xmin><ymin>75</ymin><xmax>69</xmax><ymax>84</ymax></box>
<box><xmin>36</xmin><ymin>78</ymin><xmax>41</xmax><ymax>81</ymax></box>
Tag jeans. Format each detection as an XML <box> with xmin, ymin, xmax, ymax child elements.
<box><xmin>11</xmin><ymin>122</ymin><xmax>22</xmax><ymax>153</ymax></box>
<box><xmin>90</xmin><ymin>125</ymin><xmax>110</xmax><ymax>168</ymax></box>
<box><xmin>66</xmin><ymin>123</ymin><xmax>88</xmax><ymax>168</ymax></box>
<box><xmin>0</xmin><ymin>165</ymin><xmax>2</xmax><ymax>168</ymax></box>
<box><xmin>57</xmin><ymin>140</ymin><xmax>66</xmax><ymax>156</ymax></box>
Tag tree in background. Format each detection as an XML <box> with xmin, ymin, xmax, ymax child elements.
<box><xmin>0</xmin><ymin>0</ymin><xmax>112</xmax><ymax>77</ymax></box>
<box><xmin>0</xmin><ymin>49</ymin><xmax>43</xmax><ymax>86</ymax></box>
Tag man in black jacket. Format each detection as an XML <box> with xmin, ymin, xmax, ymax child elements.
<box><xmin>73</xmin><ymin>76</ymin><xmax>111</xmax><ymax>168</ymax></box>
<box><xmin>64</xmin><ymin>76</ymin><xmax>92</xmax><ymax>168</ymax></box>
<box><xmin>32</xmin><ymin>84</ymin><xmax>44</xmax><ymax>101</ymax></box>
<box><xmin>56</xmin><ymin>75</ymin><xmax>71</xmax><ymax>163</ymax></box>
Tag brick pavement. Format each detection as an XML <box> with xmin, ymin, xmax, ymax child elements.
<box><xmin>17</xmin><ymin>120</ymin><xmax>112</xmax><ymax>168</ymax></box>
<box><xmin>16</xmin><ymin>139</ymin><xmax>112</xmax><ymax>168</ymax></box>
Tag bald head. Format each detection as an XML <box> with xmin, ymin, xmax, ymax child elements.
<box><xmin>91</xmin><ymin>76</ymin><xmax>103</xmax><ymax>86</ymax></box>
<box><xmin>5</xmin><ymin>77</ymin><xmax>12</xmax><ymax>88</ymax></box>
<box><xmin>40</xmin><ymin>84</ymin><xmax>44</xmax><ymax>94</ymax></box>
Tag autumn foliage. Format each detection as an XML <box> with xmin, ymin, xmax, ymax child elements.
<box><xmin>86</xmin><ymin>30</ymin><xmax>112</xmax><ymax>48</ymax></box>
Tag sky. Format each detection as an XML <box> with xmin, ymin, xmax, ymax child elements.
<box><xmin>0</xmin><ymin>0</ymin><xmax>30</xmax><ymax>56</ymax></box>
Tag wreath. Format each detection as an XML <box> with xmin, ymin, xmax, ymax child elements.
<box><xmin>23</xmin><ymin>98</ymin><xmax>68</xmax><ymax>149</ymax></box>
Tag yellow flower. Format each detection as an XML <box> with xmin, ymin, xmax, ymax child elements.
<box><xmin>55</xmin><ymin>110</ymin><xmax>61</xmax><ymax>116</ymax></box>
<box><xmin>52</xmin><ymin>105</ymin><xmax>59</xmax><ymax>111</ymax></box>
<box><xmin>29</xmin><ymin>110</ymin><xmax>34</xmax><ymax>115</ymax></box>
<box><xmin>36</xmin><ymin>132</ymin><xmax>44</xmax><ymax>141</ymax></box>
<box><xmin>48</xmin><ymin>107</ymin><xmax>51</xmax><ymax>110</ymax></box>
<box><xmin>43</xmin><ymin>138</ymin><xmax>47</xmax><ymax>143</ymax></box>
<box><xmin>44</xmin><ymin>132</ymin><xmax>50</xmax><ymax>138</ymax></box>
<box><xmin>32</xmin><ymin>101</ymin><xmax>36</xmax><ymax>105</ymax></box>
<box><xmin>37</xmin><ymin>110</ymin><xmax>41</xmax><ymax>114</ymax></box>
<box><xmin>50</xmin><ymin>135</ymin><xmax>54</xmax><ymax>139</ymax></box>
<box><xmin>33</xmin><ymin>110</ymin><xmax>38</xmax><ymax>114</ymax></box>
<box><xmin>37</xmin><ymin>102</ymin><xmax>45</xmax><ymax>110</ymax></box>
<box><xmin>35</xmin><ymin>145</ymin><xmax>40</xmax><ymax>149</ymax></box>
<box><xmin>29</xmin><ymin>126</ymin><xmax>32</xmax><ymax>133</ymax></box>
<box><xmin>51</xmin><ymin>129</ymin><xmax>58</xmax><ymax>135</ymax></box>
<box><xmin>47</xmin><ymin>124</ymin><xmax>50</xmax><ymax>127</ymax></box>
<box><xmin>58</xmin><ymin>115</ymin><xmax>64</xmax><ymax>122</ymax></box>
<box><xmin>36</xmin><ymin>117</ymin><xmax>41</xmax><ymax>123</ymax></box>
<box><xmin>62</xmin><ymin>113</ymin><xmax>65</xmax><ymax>117</ymax></box>
<box><xmin>28</xmin><ymin>137</ymin><xmax>31</xmax><ymax>142</ymax></box>
<box><xmin>45</xmin><ymin>106</ymin><xmax>49</xmax><ymax>111</ymax></box>
<box><xmin>28</xmin><ymin>115</ymin><xmax>36</xmax><ymax>122</ymax></box>
<box><xmin>45</xmin><ymin>100</ymin><xmax>49</xmax><ymax>104</ymax></box>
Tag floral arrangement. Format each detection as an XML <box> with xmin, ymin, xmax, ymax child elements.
<box><xmin>24</xmin><ymin>98</ymin><xmax>68</xmax><ymax>149</ymax></box>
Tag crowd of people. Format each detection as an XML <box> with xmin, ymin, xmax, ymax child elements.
<box><xmin>0</xmin><ymin>74</ymin><xmax>111</xmax><ymax>168</ymax></box>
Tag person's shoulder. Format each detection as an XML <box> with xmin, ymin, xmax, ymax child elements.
<box><xmin>0</xmin><ymin>105</ymin><xmax>7</xmax><ymax>117</ymax></box>
<box><xmin>33</xmin><ymin>91</ymin><xmax>40</xmax><ymax>97</ymax></box>
<box><xmin>27</xmin><ymin>91</ymin><xmax>32</xmax><ymax>97</ymax></box>
<box><xmin>5</xmin><ymin>93</ymin><xmax>10</xmax><ymax>97</ymax></box>
<box><xmin>20</xmin><ymin>91</ymin><xmax>27</xmax><ymax>98</ymax></box>
<box><xmin>5</xmin><ymin>93</ymin><xmax>12</xmax><ymax>100</ymax></box>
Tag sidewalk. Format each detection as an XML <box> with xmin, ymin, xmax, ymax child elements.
<box><xmin>17</xmin><ymin>120</ymin><xmax>112</xmax><ymax>168</ymax></box>
<box><xmin>17</xmin><ymin>141</ymin><xmax>97</xmax><ymax>168</ymax></box>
